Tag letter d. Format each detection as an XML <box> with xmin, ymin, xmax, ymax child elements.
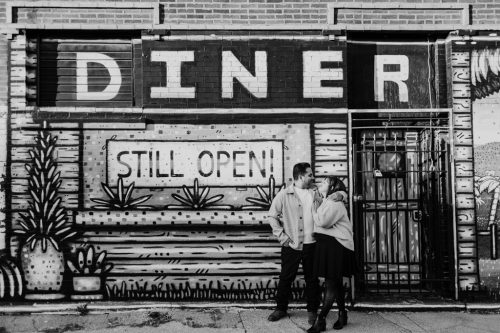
<box><xmin>76</xmin><ymin>52</ymin><xmax>122</xmax><ymax>100</ymax></box>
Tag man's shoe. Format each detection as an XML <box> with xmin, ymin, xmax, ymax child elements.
<box><xmin>307</xmin><ymin>311</ymin><xmax>318</xmax><ymax>325</ymax></box>
<box><xmin>267</xmin><ymin>309</ymin><xmax>287</xmax><ymax>322</ymax></box>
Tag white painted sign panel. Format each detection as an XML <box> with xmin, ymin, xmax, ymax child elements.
<box><xmin>107</xmin><ymin>140</ymin><xmax>284</xmax><ymax>187</ymax></box>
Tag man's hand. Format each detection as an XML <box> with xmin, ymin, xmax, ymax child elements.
<box><xmin>327</xmin><ymin>192</ymin><xmax>344</xmax><ymax>202</ymax></box>
<box><xmin>313</xmin><ymin>190</ymin><xmax>323</xmax><ymax>207</ymax></box>
<box><xmin>283</xmin><ymin>238</ymin><xmax>293</xmax><ymax>247</ymax></box>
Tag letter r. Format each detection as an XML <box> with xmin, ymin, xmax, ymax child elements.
<box><xmin>374</xmin><ymin>55</ymin><xmax>409</xmax><ymax>102</ymax></box>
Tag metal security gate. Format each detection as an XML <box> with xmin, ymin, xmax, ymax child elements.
<box><xmin>352</xmin><ymin>119</ymin><xmax>454</xmax><ymax>296</ymax></box>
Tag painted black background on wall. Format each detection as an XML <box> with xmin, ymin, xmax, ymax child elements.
<box><xmin>347</xmin><ymin>42</ymin><xmax>436</xmax><ymax>109</ymax></box>
<box><xmin>142</xmin><ymin>40</ymin><xmax>347</xmax><ymax>108</ymax></box>
<box><xmin>39</xmin><ymin>37</ymin><xmax>134</xmax><ymax>107</ymax></box>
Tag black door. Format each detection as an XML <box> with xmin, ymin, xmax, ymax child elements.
<box><xmin>353</xmin><ymin>127</ymin><xmax>454</xmax><ymax>296</ymax></box>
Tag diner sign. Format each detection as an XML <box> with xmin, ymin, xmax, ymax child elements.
<box><xmin>107</xmin><ymin>140</ymin><xmax>284</xmax><ymax>187</ymax></box>
<box><xmin>141</xmin><ymin>39</ymin><xmax>347</xmax><ymax>108</ymax></box>
<box><xmin>38</xmin><ymin>38</ymin><xmax>437</xmax><ymax>109</ymax></box>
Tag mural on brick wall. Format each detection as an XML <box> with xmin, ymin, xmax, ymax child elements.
<box><xmin>471</xmin><ymin>43</ymin><xmax>500</xmax><ymax>297</ymax></box>
<box><xmin>0</xmin><ymin>35</ymin><xmax>470</xmax><ymax>302</ymax></box>
<box><xmin>0</xmin><ymin>35</ymin><xmax>351</xmax><ymax>301</ymax></box>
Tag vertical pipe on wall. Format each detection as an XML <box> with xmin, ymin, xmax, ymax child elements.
<box><xmin>0</xmin><ymin>33</ymin><xmax>9</xmax><ymax>255</ymax></box>
<box><xmin>448</xmin><ymin>106</ymin><xmax>459</xmax><ymax>300</ymax></box>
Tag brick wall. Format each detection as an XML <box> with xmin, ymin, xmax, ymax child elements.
<box><xmin>14</xmin><ymin>7</ymin><xmax>155</xmax><ymax>25</ymax></box>
<box><xmin>0</xmin><ymin>1</ymin><xmax>500</xmax><ymax>27</ymax></box>
<box><xmin>335</xmin><ymin>8</ymin><xmax>464</xmax><ymax>26</ymax></box>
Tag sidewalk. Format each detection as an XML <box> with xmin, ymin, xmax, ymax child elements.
<box><xmin>1</xmin><ymin>303</ymin><xmax>500</xmax><ymax>333</ymax></box>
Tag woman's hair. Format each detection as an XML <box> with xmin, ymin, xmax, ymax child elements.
<box><xmin>326</xmin><ymin>176</ymin><xmax>347</xmax><ymax>197</ymax></box>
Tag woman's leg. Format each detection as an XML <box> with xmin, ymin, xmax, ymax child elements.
<box><xmin>307</xmin><ymin>279</ymin><xmax>335</xmax><ymax>332</ymax></box>
<box><xmin>333</xmin><ymin>278</ymin><xmax>347</xmax><ymax>329</ymax></box>
<box><xmin>318</xmin><ymin>279</ymin><xmax>335</xmax><ymax>319</ymax></box>
<box><xmin>333</xmin><ymin>278</ymin><xmax>345</xmax><ymax>312</ymax></box>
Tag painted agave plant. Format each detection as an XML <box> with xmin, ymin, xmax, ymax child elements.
<box><xmin>15</xmin><ymin>129</ymin><xmax>76</xmax><ymax>251</ymax></box>
<box><xmin>67</xmin><ymin>246</ymin><xmax>113</xmax><ymax>275</ymax></box>
<box><xmin>91</xmin><ymin>177</ymin><xmax>153</xmax><ymax>210</ymax></box>
<box><xmin>16</xmin><ymin>124</ymin><xmax>76</xmax><ymax>298</ymax></box>
<box><xmin>166</xmin><ymin>178</ymin><xmax>232</xmax><ymax>209</ymax></box>
<box><xmin>242</xmin><ymin>175</ymin><xmax>285</xmax><ymax>210</ymax></box>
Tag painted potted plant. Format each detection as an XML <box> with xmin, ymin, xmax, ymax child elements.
<box><xmin>166</xmin><ymin>178</ymin><xmax>233</xmax><ymax>210</ymax></box>
<box><xmin>66</xmin><ymin>246</ymin><xmax>113</xmax><ymax>300</ymax></box>
<box><xmin>77</xmin><ymin>176</ymin><xmax>155</xmax><ymax>231</ymax></box>
<box><xmin>242</xmin><ymin>175</ymin><xmax>285</xmax><ymax>210</ymax></box>
<box><xmin>90</xmin><ymin>177</ymin><xmax>153</xmax><ymax>210</ymax></box>
<box><xmin>15</xmin><ymin>125</ymin><xmax>76</xmax><ymax>300</ymax></box>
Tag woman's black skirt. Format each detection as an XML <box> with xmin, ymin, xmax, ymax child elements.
<box><xmin>313</xmin><ymin>233</ymin><xmax>356</xmax><ymax>280</ymax></box>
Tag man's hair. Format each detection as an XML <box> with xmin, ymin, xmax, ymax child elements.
<box><xmin>293</xmin><ymin>162</ymin><xmax>311</xmax><ymax>180</ymax></box>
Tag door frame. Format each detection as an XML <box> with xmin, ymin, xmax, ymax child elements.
<box><xmin>347</xmin><ymin>108</ymin><xmax>457</xmax><ymax>300</ymax></box>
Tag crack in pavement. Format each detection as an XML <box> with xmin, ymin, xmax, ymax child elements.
<box><xmin>32</xmin><ymin>317</ymin><xmax>39</xmax><ymax>333</ymax></box>
<box><xmin>400</xmin><ymin>312</ymin><xmax>428</xmax><ymax>332</ymax></box>
<box><xmin>377</xmin><ymin>313</ymin><xmax>412</xmax><ymax>333</ymax></box>
<box><xmin>288</xmin><ymin>314</ymin><xmax>307</xmax><ymax>331</ymax></box>
<box><xmin>237</xmin><ymin>310</ymin><xmax>247</xmax><ymax>333</ymax></box>
<box><xmin>462</xmin><ymin>324</ymin><xmax>499</xmax><ymax>333</ymax></box>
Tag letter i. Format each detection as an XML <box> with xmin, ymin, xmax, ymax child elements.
<box><xmin>270</xmin><ymin>149</ymin><xmax>274</xmax><ymax>173</ymax></box>
<box><xmin>149</xmin><ymin>151</ymin><xmax>153</xmax><ymax>177</ymax></box>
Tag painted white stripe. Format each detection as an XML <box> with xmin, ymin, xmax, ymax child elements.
<box><xmin>347</xmin><ymin>41</ymin><xmax>435</xmax><ymax>46</ymax></box>
<box><xmin>159</xmin><ymin>36</ymin><xmax>332</xmax><ymax>41</ymax></box>
<box><xmin>37</xmin><ymin>107</ymin><xmax>349</xmax><ymax>114</ymax></box>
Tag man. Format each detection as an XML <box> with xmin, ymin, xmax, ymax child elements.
<box><xmin>267</xmin><ymin>162</ymin><xmax>346</xmax><ymax>325</ymax></box>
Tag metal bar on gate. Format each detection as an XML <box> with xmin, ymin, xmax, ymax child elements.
<box><xmin>348</xmin><ymin>111</ymin><xmax>355</xmax><ymax>301</ymax></box>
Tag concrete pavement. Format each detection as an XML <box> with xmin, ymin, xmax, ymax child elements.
<box><xmin>1</xmin><ymin>307</ymin><xmax>500</xmax><ymax>333</ymax></box>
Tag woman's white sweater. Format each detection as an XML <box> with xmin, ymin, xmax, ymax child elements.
<box><xmin>312</xmin><ymin>200</ymin><xmax>355</xmax><ymax>252</ymax></box>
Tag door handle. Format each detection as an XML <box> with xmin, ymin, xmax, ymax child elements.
<box><xmin>353</xmin><ymin>195</ymin><xmax>363</xmax><ymax>202</ymax></box>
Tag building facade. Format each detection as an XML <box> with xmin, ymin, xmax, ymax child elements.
<box><xmin>0</xmin><ymin>0</ymin><xmax>499</xmax><ymax>302</ymax></box>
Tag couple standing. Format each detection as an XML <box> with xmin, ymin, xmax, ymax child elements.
<box><xmin>267</xmin><ymin>162</ymin><xmax>355</xmax><ymax>332</ymax></box>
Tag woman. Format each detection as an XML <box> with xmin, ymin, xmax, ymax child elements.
<box><xmin>307</xmin><ymin>177</ymin><xmax>355</xmax><ymax>332</ymax></box>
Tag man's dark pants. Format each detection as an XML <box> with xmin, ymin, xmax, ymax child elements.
<box><xmin>275</xmin><ymin>243</ymin><xmax>320</xmax><ymax>312</ymax></box>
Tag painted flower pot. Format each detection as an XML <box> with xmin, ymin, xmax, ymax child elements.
<box><xmin>20</xmin><ymin>240</ymin><xmax>65</xmax><ymax>300</ymax></box>
<box><xmin>70</xmin><ymin>276</ymin><xmax>104</xmax><ymax>300</ymax></box>
<box><xmin>73</xmin><ymin>276</ymin><xmax>101</xmax><ymax>292</ymax></box>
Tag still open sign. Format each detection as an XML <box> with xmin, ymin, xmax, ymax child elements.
<box><xmin>107</xmin><ymin>140</ymin><xmax>284</xmax><ymax>187</ymax></box>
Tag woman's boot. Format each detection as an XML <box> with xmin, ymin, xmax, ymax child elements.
<box><xmin>306</xmin><ymin>316</ymin><xmax>326</xmax><ymax>333</ymax></box>
<box><xmin>333</xmin><ymin>310</ymin><xmax>347</xmax><ymax>330</ymax></box>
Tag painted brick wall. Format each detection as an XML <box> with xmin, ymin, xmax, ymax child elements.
<box><xmin>0</xmin><ymin>0</ymin><xmax>495</xmax><ymax>300</ymax></box>
<box><xmin>0</xmin><ymin>34</ymin><xmax>7</xmax><ymax>107</ymax></box>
